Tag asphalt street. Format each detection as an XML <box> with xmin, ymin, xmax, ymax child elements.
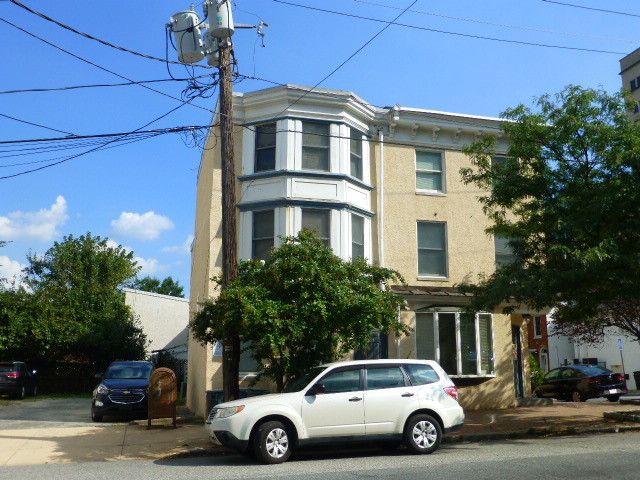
<box><xmin>1</xmin><ymin>431</ymin><xmax>639</xmax><ymax>480</ymax></box>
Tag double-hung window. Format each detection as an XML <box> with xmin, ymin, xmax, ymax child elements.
<box><xmin>255</xmin><ymin>123</ymin><xmax>276</xmax><ymax>172</ymax></box>
<box><xmin>252</xmin><ymin>210</ymin><xmax>274</xmax><ymax>261</ymax></box>
<box><xmin>494</xmin><ymin>235</ymin><xmax>516</xmax><ymax>266</ymax></box>
<box><xmin>415</xmin><ymin>311</ymin><xmax>494</xmax><ymax>376</ymax></box>
<box><xmin>350</xmin><ymin>128</ymin><xmax>363</xmax><ymax>180</ymax></box>
<box><xmin>417</xmin><ymin>221</ymin><xmax>447</xmax><ymax>278</ymax></box>
<box><xmin>351</xmin><ymin>214</ymin><xmax>365</xmax><ymax>259</ymax></box>
<box><xmin>533</xmin><ymin>316</ymin><xmax>543</xmax><ymax>338</ymax></box>
<box><xmin>301</xmin><ymin>209</ymin><xmax>330</xmax><ymax>246</ymax></box>
<box><xmin>302</xmin><ymin>121</ymin><xmax>330</xmax><ymax>171</ymax></box>
<box><xmin>416</xmin><ymin>151</ymin><xmax>444</xmax><ymax>193</ymax></box>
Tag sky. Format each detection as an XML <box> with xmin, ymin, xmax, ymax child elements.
<box><xmin>0</xmin><ymin>0</ymin><xmax>637</xmax><ymax>295</ymax></box>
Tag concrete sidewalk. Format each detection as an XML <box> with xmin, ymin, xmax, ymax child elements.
<box><xmin>1</xmin><ymin>398</ymin><xmax>639</xmax><ymax>466</ymax></box>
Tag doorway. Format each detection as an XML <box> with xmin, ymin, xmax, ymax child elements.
<box><xmin>512</xmin><ymin>325</ymin><xmax>524</xmax><ymax>398</ymax></box>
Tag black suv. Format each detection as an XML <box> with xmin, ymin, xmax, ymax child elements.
<box><xmin>91</xmin><ymin>361</ymin><xmax>154</xmax><ymax>422</ymax></box>
<box><xmin>0</xmin><ymin>361</ymin><xmax>37</xmax><ymax>399</ymax></box>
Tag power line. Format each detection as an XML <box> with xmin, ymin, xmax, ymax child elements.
<box><xmin>0</xmin><ymin>17</ymin><xmax>216</xmax><ymax>114</ymax></box>
<box><xmin>354</xmin><ymin>0</ymin><xmax>638</xmax><ymax>43</ymax></box>
<box><xmin>7</xmin><ymin>0</ymin><xmax>213</xmax><ymax>68</ymax></box>
<box><xmin>273</xmin><ymin>0</ymin><xmax>626</xmax><ymax>55</ymax></box>
<box><xmin>272</xmin><ymin>0</ymin><xmax>418</xmax><ymax>116</ymax></box>
<box><xmin>0</xmin><ymin>75</ymin><xmax>213</xmax><ymax>95</ymax></box>
<box><xmin>0</xmin><ymin>112</ymin><xmax>76</xmax><ymax>136</ymax></box>
<box><xmin>540</xmin><ymin>0</ymin><xmax>640</xmax><ymax>19</ymax></box>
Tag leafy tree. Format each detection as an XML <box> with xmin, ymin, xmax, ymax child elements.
<box><xmin>191</xmin><ymin>230</ymin><xmax>409</xmax><ymax>391</ymax></box>
<box><xmin>459</xmin><ymin>85</ymin><xmax>640</xmax><ymax>345</ymax></box>
<box><xmin>20</xmin><ymin>233</ymin><xmax>147</xmax><ymax>370</ymax></box>
<box><xmin>130</xmin><ymin>275</ymin><xmax>185</xmax><ymax>297</ymax></box>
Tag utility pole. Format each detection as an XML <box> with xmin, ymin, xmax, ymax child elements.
<box><xmin>218</xmin><ymin>40</ymin><xmax>241</xmax><ymax>402</ymax></box>
<box><xmin>170</xmin><ymin>0</ymin><xmax>267</xmax><ymax>403</ymax></box>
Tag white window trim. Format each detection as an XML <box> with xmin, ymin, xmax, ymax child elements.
<box><xmin>414</xmin><ymin>310</ymin><xmax>496</xmax><ymax>378</ymax></box>
<box><xmin>417</xmin><ymin>221</ymin><xmax>449</xmax><ymax>281</ymax></box>
<box><xmin>415</xmin><ymin>150</ymin><xmax>446</xmax><ymax>195</ymax></box>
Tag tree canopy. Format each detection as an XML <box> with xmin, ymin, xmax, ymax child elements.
<box><xmin>191</xmin><ymin>230</ymin><xmax>408</xmax><ymax>391</ymax></box>
<box><xmin>460</xmin><ymin>85</ymin><xmax>640</xmax><ymax>344</ymax></box>
<box><xmin>0</xmin><ymin>233</ymin><xmax>147</xmax><ymax>370</ymax></box>
<box><xmin>130</xmin><ymin>275</ymin><xmax>185</xmax><ymax>297</ymax></box>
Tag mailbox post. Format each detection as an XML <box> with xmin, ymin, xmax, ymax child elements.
<box><xmin>148</xmin><ymin>367</ymin><xmax>178</xmax><ymax>428</ymax></box>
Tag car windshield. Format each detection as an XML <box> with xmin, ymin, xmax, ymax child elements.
<box><xmin>0</xmin><ymin>364</ymin><xmax>16</xmax><ymax>372</ymax></box>
<box><xmin>282</xmin><ymin>367</ymin><xmax>326</xmax><ymax>393</ymax></box>
<box><xmin>104</xmin><ymin>364</ymin><xmax>153</xmax><ymax>380</ymax></box>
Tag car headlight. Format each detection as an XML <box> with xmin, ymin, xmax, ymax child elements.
<box><xmin>96</xmin><ymin>384</ymin><xmax>109</xmax><ymax>395</ymax></box>
<box><xmin>214</xmin><ymin>405</ymin><xmax>245</xmax><ymax>419</ymax></box>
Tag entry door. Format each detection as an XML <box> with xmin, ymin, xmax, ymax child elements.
<box><xmin>512</xmin><ymin>325</ymin><xmax>524</xmax><ymax>398</ymax></box>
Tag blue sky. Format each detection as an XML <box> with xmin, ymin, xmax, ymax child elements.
<box><xmin>0</xmin><ymin>0</ymin><xmax>637</xmax><ymax>294</ymax></box>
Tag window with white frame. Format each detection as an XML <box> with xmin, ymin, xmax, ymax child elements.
<box><xmin>350</xmin><ymin>128</ymin><xmax>363</xmax><ymax>180</ymax></box>
<box><xmin>301</xmin><ymin>209</ymin><xmax>330</xmax><ymax>246</ymax></box>
<box><xmin>351</xmin><ymin>214</ymin><xmax>364</xmax><ymax>259</ymax></box>
<box><xmin>239</xmin><ymin>340</ymin><xmax>260</xmax><ymax>374</ymax></box>
<box><xmin>533</xmin><ymin>316</ymin><xmax>543</xmax><ymax>338</ymax></box>
<box><xmin>415</xmin><ymin>311</ymin><xmax>494</xmax><ymax>376</ymax></box>
<box><xmin>417</xmin><ymin>221</ymin><xmax>447</xmax><ymax>278</ymax></box>
<box><xmin>416</xmin><ymin>151</ymin><xmax>444</xmax><ymax>193</ymax></box>
<box><xmin>254</xmin><ymin>122</ymin><xmax>277</xmax><ymax>172</ymax></box>
<box><xmin>302</xmin><ymin>121</ymin><xmax>330</xmax><ymax>171</ymax></box>
<box><xmin>252</xmin><ymin>210</ymin><xmax>274</xmax><ymax>261</ymax></box>
<box><xmin>494</xmin><ymin>234</ymin><xmax>516</xmax><ymax>266</ymax></box>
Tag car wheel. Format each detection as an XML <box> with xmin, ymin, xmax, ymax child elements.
<box><xmin>404</xmin><ymin>414</ymin><xmax>442</xmax><ymax>454</ymax></box>
<box><xmin>91</xmin><ymin>408</ymin><xmax>103</xmax><ymax>422</ymax></box>
<box><xmin>31</xmin><ymin>385</ymin><xmax>37</xmax><ymax>397</ymax></box>
<box><xmin>253</xmin><ymin>421</ymin><xmax>291</xmax><ymax>464</ymax></box>
<box><xmin>607</xmin><ymin>395</ymin><xmax>621</xmax><ymax>402</ymax></box>
<box><xmin>570</xmin><ymin>390</ymin><xmax>585</xmax><ymax>402</ymax></box>
<box><xmin>14</xmin><ymin>386</ymin><xmax>25</xmax><ymax>400</ymax></box>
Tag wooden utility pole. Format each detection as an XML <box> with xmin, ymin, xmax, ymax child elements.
<box><xmin>218</xmin><ymin>40</ymin><xmax>240</xmax><ymax>402</ymax></box>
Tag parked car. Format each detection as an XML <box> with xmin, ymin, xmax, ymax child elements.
<box><xmin>205</xmin><ymin>359</ymin><xmax>464</xmax><ymax>464</ymax></box>
<box><xmin>91</xmin><ymin>361</ymin><xmax>154</xmax><ymax>422</ymax></box>
<box><xmin>0</xmin><ymin>361</ymin><xmax>37</xmax><ymax>399</ymax></box>
<box><xmin>536</xmin><ymin>365</ymin><xmax>627</xmax><ymax>402</ymax></box>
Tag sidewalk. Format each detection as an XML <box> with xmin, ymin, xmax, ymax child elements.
<box><xmin>1</xmin><ymin>398</ymin><xmax>639</xmax><ymax>466</ymax></box>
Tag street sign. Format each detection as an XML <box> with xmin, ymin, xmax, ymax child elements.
<box><xmin>618</xmin><ymin>338</ymin><xmax>624</xmax><ymax>350</ymax></box>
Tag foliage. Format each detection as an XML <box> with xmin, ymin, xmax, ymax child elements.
<box><xmin>530</xmin><ymin>354</ymin><xmax>544</xmax><ymax>392</ymax></box>
<box><xmin>191</xmin><ymin>230</ymin><xmax>409</xmax><ymax>391</ymax></box>
<box><xmin>459</xmin><ymin>85</ymin><xmax>640</xmax><ymax>344</ymax></box>
<box><xmin>130</xmin><ymin>275</ymin><xmax>185</xmax><ymax>298</ymax></box>
<box><xmin>1</xmin><ymin>233</ymin><xmax>147</xmax><ymax>371</ymax></box>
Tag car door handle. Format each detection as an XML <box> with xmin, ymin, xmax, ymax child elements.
<box><xmin>401</xmin><ymin>393</ymin><xmax>415</xmax><ymax>397</ymax></box>
<box><xmin>349</xmin><ymin>396</ymin><xmax>362</xmax><ymax>402</ymax></box>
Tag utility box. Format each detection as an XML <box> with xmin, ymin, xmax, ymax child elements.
<box><xmin>148</xmin><ymin>367</ymin><xmax>178</xmax><ymax>428</ymax></box>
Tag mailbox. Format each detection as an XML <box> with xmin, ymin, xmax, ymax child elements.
<box><xmin>147</xmin><ymin>367</ymin><xmax>178</xmax><ymax>428</ymax></box>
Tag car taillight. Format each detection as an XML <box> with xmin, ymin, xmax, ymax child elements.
<box><xmin>444</xmin><ymin>386</ymin><xmax>459</xmax><ymax>401</ymax></box>
<box><xmin>615</xmin><ymin>374</ymin><xmax>624</xmax><ymax>382</ymax></box>
<box><xmin>586</xmin><ymin>378</ymin><xmax>599</xmax><ymax>383</ymax></box>
<box><xmin>6</xmin><ymin>373</ymin><xmax>20</xmax><ymax>379</ymax></box>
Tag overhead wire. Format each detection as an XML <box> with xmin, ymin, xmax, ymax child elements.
<box><xmin>273</xmin><ymin>0</ymin><xmax>626</xmax><ymax>55</ymax></box>
<box><xmin>7</xmin><ymin>0</ymin><xmax>213</xmax><ymax>68</ymax></box>
<box><xmin>353</xmin><ymin>0</ymin><xmax>638</xmax><ymax>43</ymax></box>
<box><xmin>540</xmin><ymin>0</ymin><xmax>640</xmax><ymax>19</ymax></box>
<box><xmin>0</xmin><ymin>17</ymin><xmax>216</xmax><ymax>114</ymax></box>
<box><xmin>272</xmin><ymin>0</ymin><xmax>418</xmax><ymax>116</ymax></box>
<box><xmin>0</xmin><ymin>113</ymin><xmax>76</xmax><ymax>136</ymax></box>
<box><xmin>0</xmin><ymin>76</ymin><xmax>213</xmax><ymax>95</ymax></box>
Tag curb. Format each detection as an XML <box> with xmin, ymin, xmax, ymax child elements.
<box><xmin>444</xmin><ymin>424</ymin><xmax>640</xmax><ymax>443</ymax></box>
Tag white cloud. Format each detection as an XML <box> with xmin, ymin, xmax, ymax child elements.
<box><xmin>162</xmin><ymin>234</ymin><xmax>194</xmax><ymax>255</ymax></box>
<box><xmin>0</xmin><ymin>255</ymin><xmax>26</xmax><ymax>288</ymax></box>
<box><xmin>111</xmin><ymin>211</ymin><xmax>174</xmax><ymax>240</ymax></box>
<box><xmin>0</xmin><ymin>196</ymin><xmax>69</xmax><ymax>242</ymax></box>
<box><xmin>134</xmin><ymin>256</ymin><xmax>169</xmax><ymax>276</ymax></box>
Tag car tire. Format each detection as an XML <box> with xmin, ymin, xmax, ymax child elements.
<box><xmin>31</xmin><ymin>385</ymin><xmax>37</xmax><ymax>397</ymax></box>
<box><xmin>570</xmin><ymin>390</ymin><xmax>585</xmax><ymax>402</ymax></box>
<box><xmin>91</xmin><ymin>408</ymin><xmax>103</xmax><ymax>422</ymax></box>
<box><xmin>607</xmin><ymin>395</ymin><xmax>621</xmax><ymax>402</ymax></box>
<box><xmin>253</xmin><ymin>421</ymin><xmax>291</xmax><ymax>464</ymax></box>
<box><xmin>14</xmin><ymin>386</ymin><xmax>25</xmax><ymax>400</ymax></box>
<box><xmin>404</xmin><ymin>414</ymin><xmax>442</xmax><ymax>454</ymax></box>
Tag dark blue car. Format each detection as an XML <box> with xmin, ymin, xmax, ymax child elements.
<box><xmin>0</xmin><ymin>362</ymin><xmax>37</xmax><ymax>399</ymax></box>
<box><xmin>91</xmin><ymin>361</ymin><xmax>154</xmax><ymax>422</ymax></box>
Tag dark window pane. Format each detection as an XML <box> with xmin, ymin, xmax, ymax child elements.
<box><xmin>351</xmin><ymin>214</ymin><xmax>364</xmax><ymax>259</ymax></box>
<box><xmin>460</xmin><ymin>313</ymin><xmax>477</xmax><ymax>375</ymax></box>
<box><xmin>302</xmin><ymin>209</ymin><xmax>330</xmax><ymax>246</ymax></box>
<box><xmin>415</xmin><ymin>312</ymin><xmax>436</xmax><ymax>360</ymax></box>
<box><xmin>404</xmin><ymin>364</ymin><xmax>439</xmax><ymax>385</ymax></box>
<box><xmin>255</xmin><ymin>123</ymin><xmax>276</xmax><ymax>172</ymax></box>
<box><xmin>438</xmin><ymin>313</ymin><xmax>457</xmax><ymax>375</ymax></box>
<box><xmin>350</xmin><ymin>128</ymin><xmax>363</xmax><ymax>180</ymax></box>
<box><xmin>366</xmin><ymin>367</ymin><xmax>405</xmax><ymax>390</ymax></box>
<box><xmin>302</xmin><ymin>122</ymin><xmax>330</xmax><ymax>171</ymax></box>
<box><xmin>321</xmin><ymin>369</ymin><xmax>361</xmax><ymax>393</ymax></box>
<box><xmin>417</xmin><ymin>222</ymin><xmax>447</xmax><ymax>277</ymax></box>
<box><xmin>252</xmin><ymin>210</ymin><xmax>274</xmax><ymax>260</ymax></box>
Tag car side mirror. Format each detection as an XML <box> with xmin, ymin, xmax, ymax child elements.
<box><xmin>307</xmin><ymin>383</ymin><xmax>325</xmax><ymax>396</ymax></box>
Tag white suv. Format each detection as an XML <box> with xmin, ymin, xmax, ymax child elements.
<box><xmin>205</xmin><ymin>359</ymin><xmax>464</xmax><ymax>463</ymax></box>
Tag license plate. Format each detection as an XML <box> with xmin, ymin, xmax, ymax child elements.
<box><xmin>608</xmin><ymin>389</ymin><xmax>619</xmax><ymax>394</ymax></box>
